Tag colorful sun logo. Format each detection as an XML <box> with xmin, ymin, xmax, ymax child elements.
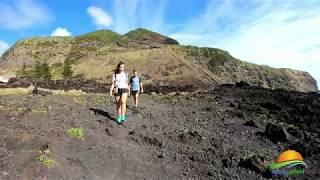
<box><xmin>277</xmin><ymin>150</ymin><xmax>303</xmax><ymax>163</ymax></box>
<box><xmin>269</xmin><ymin>150</ymin><xmax>307</xmax><ymax>177</ymax></box>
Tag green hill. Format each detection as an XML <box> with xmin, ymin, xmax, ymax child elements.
<box><xmin>0</xmin><ymin>28</ymin><xmax>317</xmax><ymax>92</ymax></box>
<box><xmin>124</xmin><ymin>28</ymin><xmax>179</xmax><ymax>45</ymax></box>
<box><xmin>75</xmin><ymin>30</ymin><xmax>128</xmax><ymax>45</ymax></box>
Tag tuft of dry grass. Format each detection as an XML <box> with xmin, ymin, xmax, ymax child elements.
<box><xmin>0</xmin><ymin>87</ymin><xmax>33</xmax><ymax>96</ymax></box>
<box><xmin>52</xmin><ymin>89</ymin><xmax>86</xmax><ymax>96</ymax></box>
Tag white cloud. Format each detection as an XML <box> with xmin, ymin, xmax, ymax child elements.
<box><xmin>172</xmin><ymin>0</ymin><xmax>320</xmax><ymax>87</ymax></box>
<box><xmin>51</xmin><ymin>27</ymin><xmax>72</xmax><ymax>36</ymax></box>
<box><xmin>87</xmin><ymin>6</ymin><xmax>112</xmax><ymax>28</ymax></box>
<box><xmin>216</xmin><ymin>7</ymin><xmax>320</xmax><ymax>87</ymax></box>
<box><xmin>112</xmin><ymin>0</ymin><xmax>167</xmax><ymax>34</ymax></box>
<box><xmin>0</xmin><ymin>0</ymin><xmax>53</xmax><ymax>30</ymax></box>
<box><xmin>0</xmin><ymin>40</ymin><xmax>10</xmax><ymax>57</ymax></box>
<box><xmin>140</xmin><ymin>0</ymin><xmax>166</xmax><ymax>33</ymax></box>
<box><xmin>112</xmin><ymin>0</ymin><xmax>139</xmax><ymax>33</ymax></box>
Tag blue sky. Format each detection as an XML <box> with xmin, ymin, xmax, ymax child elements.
<box><xmin>0</xmin><ymin>0</ymin><xmax>319</xmax><ymax>86</ymax></box>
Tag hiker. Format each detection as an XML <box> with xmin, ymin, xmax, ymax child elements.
<box><xmin>129</xmin><ymin>70</ymin><xmax>144</xmax><ymax>108</ymax></box>
<box><xmin>109</xmin><ymin>61</ymin><xmax>129</xmax><ymax>123</ymax></box>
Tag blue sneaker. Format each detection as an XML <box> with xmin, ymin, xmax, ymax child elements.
<box><xmin>121</xmin><ymin>115</ymin><xmax>126</xmax><ymax>122</ymax></box>
<box><xmin>117</xmin><ymin>116</ymin><xmax>122</xmax><ymax>123</ymax></box>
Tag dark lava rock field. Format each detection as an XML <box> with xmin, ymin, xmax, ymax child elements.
<box><xmin>0</xmin><ymin>82</ymin><xmax>319</xmax><ymax>179</ymax></box>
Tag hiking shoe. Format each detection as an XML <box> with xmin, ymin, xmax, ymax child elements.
<box><xmin>121</xmin><ymin>115</ymin><xmax>126</xmax><ymax>122</ymax></box>
<box><xmin>117</xmin><ymin>116</ymin><xmax>122</xmax><ymax>123</ymax></box>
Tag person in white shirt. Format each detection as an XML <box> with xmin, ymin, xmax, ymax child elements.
<box><xmin>109</xmin><ymin>61</ymin><xmax>130</xmax><ymax>123</ymax></box>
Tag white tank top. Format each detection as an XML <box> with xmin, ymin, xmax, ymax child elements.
<box><xmin>112</xmin><ymin>72</ymin><xmax>129</xmax><ymax>89</ymax></box>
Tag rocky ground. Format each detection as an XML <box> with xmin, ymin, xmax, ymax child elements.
<box><xmin>0</xmin><ymin>82</ymin><xmax>319</xmax><ymax>179</ymax></box>
<box><xmin>0</xmin><ymin>76</ymin><xmax>198</xmax><ymax>94</ymax></box>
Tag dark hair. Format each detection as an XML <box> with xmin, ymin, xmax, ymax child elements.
<box><xmin>114</xmin><ymin>61</ymin><xmax>125</xmax><ymax>74</ymax></box>
<box><xmin>133</xmin><ymin>70</ymin><xmax>137</xmax><ymax>73</ymax></box>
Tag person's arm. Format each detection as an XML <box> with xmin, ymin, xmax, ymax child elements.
<box><xmin>128</xmin><ymin>83</ymin><xmax>131</xmax><ymax>96</ymax></box>
<box><xmin>110</xmin><ymin>83</ymin><xmax>114</xmax><ymax>96</ymax></box>
<box><xmin>110</xmin><ymin>74</ymin><xmax>115</xmax><ymax>96</ymax></box>
<box><xmin>128</xmin><ymin>76</ymin><xmax>132</xmax><ymax>90</ymax></box>
<box><xmin>127</xmin><ymin>73</ymin><xmax>131</xmax><ymax>96</ymax></box>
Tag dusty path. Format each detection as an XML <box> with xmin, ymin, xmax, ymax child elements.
<box><xmin>0</xmin><ymin>84</ymin><xmax>319</xmax><ymax>179</ymax></box>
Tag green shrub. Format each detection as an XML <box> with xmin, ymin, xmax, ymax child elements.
<box><xmin>33</xmin><ymin>61</ymin><xmax>52</xmax><ymax>80</ymax></box>
<box><xmin>62</xmin><ymin>60</ymin><xmax>73</xmax><ymax>78</ymax></box>
<box><xmin>37</xmin><ymin>154</ymin><xmax>55</xmax><ymax>168</ymax></box>
<box><xmin>68</xmin><ymin>127</ymin><xmax>84</xmax><ymax>140</ymax></box>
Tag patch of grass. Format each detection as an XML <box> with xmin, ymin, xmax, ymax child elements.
<box><xmin>124</xmin><ymin>28</ymin><xmax>161</xmax><ymax>40</ymax></box>
<box><xmin>0</xmin><ymin>105</ymin><xmax>11</xmax><ymax>111</ymax></box>
<box><xmin>75</xmin><ymin>30</ymin><xmax>126</xmax><ymax>45</ymax></box>
<box><xmin>174</xmin><ymin>45</ymin><xmax>233</xmax><ymax>72</ymax></box>
<box><xmin>73</xmin><ymin>49</ymin><xmax>149</xmax><ymax>79</ymax></box>
<box><xmin>68</xmin><ymin>127</ymin><xmax>85</xmax><ymax>140</ymax></box>
<box><xmin>0</xmin><ymin>87</ymin><xmax>33</xmax><ymax>96</ymax></box>
<box><xmin>53</xmin><ymin>89</ymin><xmax>86</xmax><ymax>96</ymax></box>
<box><xmin>73</xmin><ymin>61</ymin><xmax>113</xmax><ymax>79</ymax></box>
<box><xmin>178</xmin><ymin>45</ymin><xmax>229</xmax><ymax>58</ymax></box>
<box><xmin>72</xmin><ymin>97</ymin><xmax>86</xmax><ymax>106</ymax></box>
<box><xmin>37</xmin><ymin>154</ymin><xmax>55</xmax><ymax>168</ymax></box>
<box><xmin>123</xmin><ymin>28</ymin><xmax>179</xmax><ymax>44</ymax></box>
<box><xmin>49</xmin><ymin>62</ymin><xmax>64</xmax><ymax>79</ymax></box>
<box><xmin>17</xmin><ymin>36</ymin><xmax>73</xmax><ymax>46</ymax></box>
<box><xmin>17</xmin><ymin>107</ymin><xmax>28</xmax><ymax>112</ymax></box>
<box><xmin>242</xmin><ymin>61</ymin><xmax>286</xmax><ymax>77</ymax></box>
<box><xmin>31</xmin><ymin>109</ymin><xmax>47</xmax><ymax>113</ymax></box>
<box><xmin>65</xmin><ymin>50</ymin><xmax>87</xmax><ymax>63</ymax></box>
<box><xmin>62</xmin><ymin>60</ymin><xmax>73</xmax><ymax>78</ymax></box>
<box><xmin>150</xmin><ymin>94</ymin><xmax>180</xmax><ymax>104</ymax></box>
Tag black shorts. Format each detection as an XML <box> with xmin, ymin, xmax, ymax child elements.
<box><xmin>131</xmin><ymin>90</ymin><xmax>139</xmax><ymax>96</ymax></box>
<box><xmin>115</xmin><ymin>88</ymin><xmax>129</xmax><ymax>96</ymax></box>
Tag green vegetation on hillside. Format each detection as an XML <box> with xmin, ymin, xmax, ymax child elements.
<box><xmin>34</xmin><ymin>61</ymin><xmax>52</xmax><ymax>80</ymax></box>
<box><xmin>62</xmin><ymin>60</ymin><xmax>73</xmax><ymax>78</ymax></box>
<box><xmin>65</xmin><ymin>50</ymin><xmax>86</xmax><ymax>63</ymax></box>
<box><xmin>176</xmin><ymin>45</ymin><xmax>233</xmax><ymax>71</ymax></box>
<box><xmin>124</xmin><ymin>28</ymin><xmax>161</xmax><ymax>40</ymax></box>
<box><xmin>75</xmin><ymin>30</ymin><xmax>128</xmax><ymax>45</ymax></box>
<box><xmin>124</xmin><ymin>28</ymin><xmax>179</xmax><ymax>44</ymax></box>
<box><xmin>17</xmin><ymin>36</ymin><xmax>73</xmax><ymax>46</ymax></box>
<box><xmin>16</xmin><ymin>60</ymin><xmax>52</xmax><ymax>80</ymax></box>
<box><xmin>179</xmin><ymin>45</ymin><xmax>229</xmax><ymax>58</ymax></box>
<box><xmin>2</xmin><ymin>28</ymin><xmax>317</xmax><ymax>92</ymax></box>
<box><xmin>19</xmin><ymin>63</ymin><xmax>28</xmax><ymax>77</ymax></box>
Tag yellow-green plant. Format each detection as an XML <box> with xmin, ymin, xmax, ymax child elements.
<box><xmin>68</xmin><ymin>127</ymin><xmax>84</xmax><ymax>140</ymax></box>
<box><xmin>37</xmin><ymin>154</ymin><xmax>55</xmax><ymax>168</ymax></box>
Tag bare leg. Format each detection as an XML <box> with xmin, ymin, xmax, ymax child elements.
<box><xmin>133</xmin><ymin>94</ymin><xmax>137</xmax><ymax>107</ymax></box>
<box><xmin>134</xmin><ymin>93</ymin><xmax>139</xmax><ymax>107</ymax></box>
<box><xmin>115</xmin><ymin>96</ymin><xmax>121</xmax><ymax>117</ymax></box>
<box><xmin>120</xmin><ymin>93</ymin><xmax>128</xmax><ymax>117</ymax></box>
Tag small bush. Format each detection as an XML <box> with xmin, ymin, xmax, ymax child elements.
<box><xmin>62</xmin><ymin>60</ymin><xmax>73</xmax><ymax>78</ymax></box>
<box><xmin>33</xmin><ymin>60</ymin><xmax>52</xmax><ymax>80</ymax></box>
<box><xmin>68</xmin><ymin>127</ymin><xmax>84</xmax><ymax>140</ymax></box>
<box><xmin>37</xmin><ymin>154</ymin><xmax>55</xmax><ymax>168</ymax></box>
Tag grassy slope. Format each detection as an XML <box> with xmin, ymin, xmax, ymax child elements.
<box><xmin>0</xmin><ymin>29</ymin><xmax>317</xmax><ymax>91</ymax></box>
<box><xmin>75</xmin><ymin>30</ymin><xmax>125</xmax><ymax>45</ymax></box>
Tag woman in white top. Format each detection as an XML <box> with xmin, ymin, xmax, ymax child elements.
<box><xmin>109</xmin><ymin>61</ymin><xmax>130</xmax><ymax>123</ymax></box>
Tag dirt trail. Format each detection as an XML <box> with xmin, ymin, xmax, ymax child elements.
<box><xmin>0</xmin><ymin>84</ymin><xmax>319</xmax><ymax>179</ymax></box>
